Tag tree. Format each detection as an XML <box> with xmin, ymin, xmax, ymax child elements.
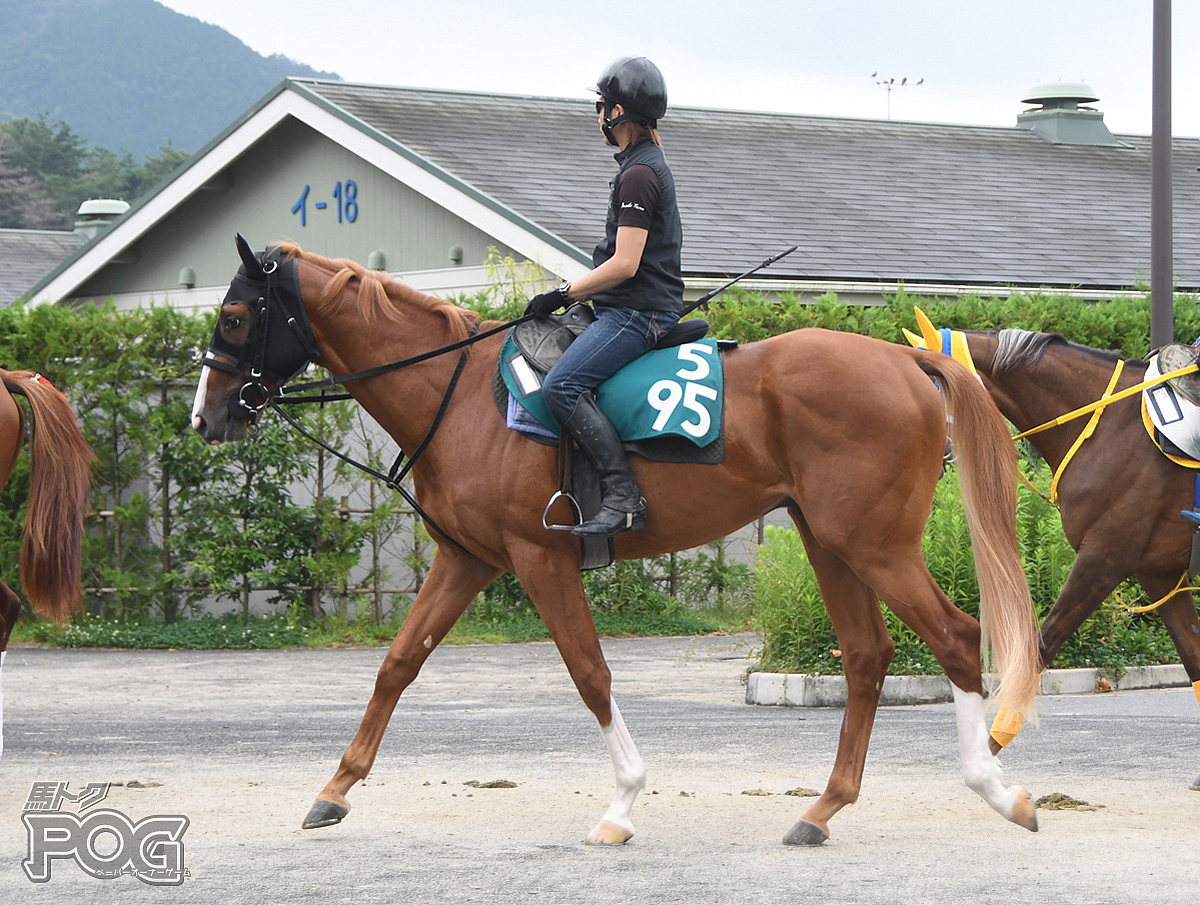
<box><xmin>0</xmin><ymin>133</ymin><xmax>61</xmax><ymax>229</ymax></box>
<box><xmin>0</xmin><ymin>115</ymin><xmax>88</xmax><ymax>227</ymax></box>
<box><xmin>0</xmin><ymin>115</ymin><xmax>192</xmax><ymax>229</ymax></box>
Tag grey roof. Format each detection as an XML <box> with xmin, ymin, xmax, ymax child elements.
<box><xmin>0</xmin><ymin>229</ymin><xmax>86</xmax><ymax>306</ymax></box>
<box><xmin>296</xmin><ymin>79</ymin><xmax>1200</xmax><ymax>291</ymax></box>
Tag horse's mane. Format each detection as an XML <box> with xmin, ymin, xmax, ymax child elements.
<box><xmin>991</xmin><ymin>328</ymin><xmax>1126</xmax><ymax>377</ymax></box>
<box><xmin>277</xmin><ymin>242</ymin><xmax>479</xmax><ymax>342</ymax></box>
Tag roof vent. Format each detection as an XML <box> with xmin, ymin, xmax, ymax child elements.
<box><xmin>1016</xmin><ymin>82</ymin><xmax>1126</xmax><ymax>147</ymax></box>
<box><xmin>74</xmin><ymin>198</ymin><xmax>130</xmax><ymax>239</ymax></box>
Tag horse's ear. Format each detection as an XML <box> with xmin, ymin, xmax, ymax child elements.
<box><xmin>235</xmin><ymin>233</ymin><xmax>265</xmax><ymax>281</ymax></box>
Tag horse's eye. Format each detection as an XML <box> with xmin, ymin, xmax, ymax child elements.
<box><xmin>224</xmin><ymin>317</ymin><xmax>242</xmax><ymax>331</ymax></box>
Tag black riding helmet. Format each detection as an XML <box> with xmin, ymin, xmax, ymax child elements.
<box><xmin>592</xmin><ymin>56</ymin><xmax>667</xmax><ymax>134</ymax></box>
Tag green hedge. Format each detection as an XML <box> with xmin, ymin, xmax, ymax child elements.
<box><xmin>0</xmin><ymin>300</ymin><xmax>379</xmax><ymax>624</ymax></box>
<box><xmin>3</xmin><ymin>283</ymin><xmax>1196</xmax><ymax>646</ymax></box>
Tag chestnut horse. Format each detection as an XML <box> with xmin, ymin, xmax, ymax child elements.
<box><xmin>191</xmin><ymin>238</ymin><xmax>1042</xmax><ymax>846</ymax></box>
<box><xmin>0</xmin><ymin>371</ymin><xmax>94</xmax><ymax>758</ymax></box>
<box><xmin>923</xmin><ymin>324</ymin><xmax>1200</xmax><ymax>781</ymax></box>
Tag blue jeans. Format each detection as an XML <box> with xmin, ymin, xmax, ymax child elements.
<box><xmin>542</xmin><ymin>306</ymin><xmax>679</xmax><ymax>424</ymax></box>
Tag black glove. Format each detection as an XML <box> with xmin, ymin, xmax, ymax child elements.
<box><xmin>525</xmin><ymin>282</ymin><xmax>571</xmax><ymax>318</ymax></box>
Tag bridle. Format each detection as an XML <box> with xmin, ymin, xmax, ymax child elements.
<box><xmin>202</xmin><ymin>244</ymin><xmax>319</xmax><ymax>424</ymax></box>
<box><xmin>201</xmin><ymin>238</ymin><xmax>532</xmax><ymax>551</ymax></box>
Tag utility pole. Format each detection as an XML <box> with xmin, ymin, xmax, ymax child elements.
<box><xmin>1150</xmin><ymin>0</ymin><xmax>1173</xmax><ymax>349</ymax></box>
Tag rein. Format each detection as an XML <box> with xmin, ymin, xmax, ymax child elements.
<box><xmin>1011</xmin><ymin>361</ymin><xmax>1200</xmax><ymax>441</ymax></box>
<box><xmin>1017</xmin><ymin>359</ymin><xmax>1126</xmax><ymax>507</ymax></box>
<box><xmin>268</xmin><ymin>316</ymin><xmax>535</xmax><ymax>552</ymax></box>
<box><xmin>268</xmin><ymin>350</ymin><xmax>470</xmax><ymax>550</ymax></box>
<box><xmin>276</xmin><ymin>314</ymin><xmax>534</xmax><ymax>401</ymax></box>
<box><xmin>212</xmin><ymin>244</ymin><xmax>537</xmax><ymax>552</ymax></box>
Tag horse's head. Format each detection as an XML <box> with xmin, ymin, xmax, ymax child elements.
<box><xmin>192</xmin><ymin>235</ymin><xmax>318</xmax><ymax>444</ymax></box>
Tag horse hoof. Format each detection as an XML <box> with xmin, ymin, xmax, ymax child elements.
<box><xmin>1189</xmin><ymin>775</ymin><xmax>1200</xmax><ymax>792</ymax></box>
<box><xmin>302</xmin><ymin>799</ymin><xmax>349</xmax><ymax>829</ymax></box>
<box><xmin>584</xmin><ymin>821</ymin><xmax>634</xmax><ymax>845</ymax></box>
<box><xmin>1009</xmin><ymin>788</ymin><xmax>1038</xmax><ymax>833</ymax></box>
<box><xmin>783</xmin><ymin>819</ymin><xmax>829</xmax><ymax>846</ymax></box>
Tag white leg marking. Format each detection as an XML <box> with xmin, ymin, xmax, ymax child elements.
<box><xmin>951</xmin><ymin>683</ymin><xmax>1022</xmax><ymax>820</ymax></box>
<box><xmin>597</xmin><ymin>697</ymin><xmax>646</xmax><ymax>835</ymax></box>
<box><xmin>190</xmin><ymin>365</ymin><xmax>212</xmax><ymax>427</ymax></box>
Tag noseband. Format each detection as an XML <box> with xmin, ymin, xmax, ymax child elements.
<box><xmin>202</xmin><ymin>247</ymin><xmax>319</xmax><ymax>422</ymax></box>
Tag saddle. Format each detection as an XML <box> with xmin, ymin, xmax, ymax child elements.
<box><xmin>1143</xmin><ymin>346</ymin><xmax>1200</xmax><ymax>465</ymax></box>
<box><xmin>512</xmin><ymin>303</ymin><xmax>712</xmax><ymax>374</ymax></box>
<box><xmin>1157</xmin><ymin>343</ymin><xmax>1200</xmax><ymax>406</ymax></box>
<box><xmin>506</xmin><ymin>304</ymin><xmax>723</xmax><ymax>570</ymax></box>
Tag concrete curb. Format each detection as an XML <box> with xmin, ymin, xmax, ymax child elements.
<box><xmin>745</xmin><ymin>664</ymin><xmax>1193</xmax><ymax>707</ymax></box>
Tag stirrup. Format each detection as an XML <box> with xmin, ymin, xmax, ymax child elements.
<box><xmin>543</xmin><ymin>490</ymin><xmax>584</xmax><ymax>532</ymax></box>
<box><xmin>1181</xmin><ymin>510</ymin><xmax>1200</xmax><ymax>531</ymax></box>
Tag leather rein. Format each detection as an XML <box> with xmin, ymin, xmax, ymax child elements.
<box><xmin>203</xmin><ymin>249</ymin><xmax>535</xmax><ymax>550</ymax></box>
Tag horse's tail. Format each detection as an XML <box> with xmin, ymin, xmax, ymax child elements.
<box><xmin>1</xmin><ymin>372</ymin><xmax>94</xmax><ymax>623</ymax></box>
<box><xmin>912</xmin><ymin>351</ymin><xmax>1040</xmax><ymax>722</ymax></box>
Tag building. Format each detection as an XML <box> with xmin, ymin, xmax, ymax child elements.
<box><xmin>24</xmin><ymin>77</ymin><xmax>1200</xmax><ymax>312</ymax></box>
<box><xmin>15</xmin><ymin>78</ymin><xmax>1200</xmax><ymax>614</ymax></box>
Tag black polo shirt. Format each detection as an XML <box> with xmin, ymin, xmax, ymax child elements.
<box><xmin>590</xmin><ymin>139</ymin><xmax>684</xmax><ymax>315</ymax></box>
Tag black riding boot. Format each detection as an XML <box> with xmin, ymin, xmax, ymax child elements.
<box><xmin>564</xmin><ymin>391</ymin><xmax>647</xmax><ymax>537</ymax></box>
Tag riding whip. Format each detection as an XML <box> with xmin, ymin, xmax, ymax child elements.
<box><xmin>680</xmin><ymin>245</ymin><xmax>799</xmax><ymax>317</ymax></box>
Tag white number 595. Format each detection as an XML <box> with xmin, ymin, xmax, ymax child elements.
<box><xmin>648</xmin><ymin>379</ymin><xmax>719</xmax><ymax>438</ymax></box>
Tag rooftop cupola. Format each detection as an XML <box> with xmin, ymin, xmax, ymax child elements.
<box><xmin>74</xmin><ymin>198</ymin><xmax>130</xmax><ymax>239</ymax></box>
<box><xmin>1016</xmin><ymin>82</ymin><xmax>1126</xmax><ymax>147</ymax></box>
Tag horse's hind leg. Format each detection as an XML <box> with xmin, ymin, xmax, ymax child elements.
<box><xmin>515</xmin><ymin>554</ymin><xmax>645</xmax><ymax>845</ymax></box>
<box><xmin>862</xmin><ymin>555</ymin><xmax>1037</xmax><ymax>832</ymax></box>
<box><xmin>303</xmin><ymin>547</ymin><xmax>501</xmax><ymax>829</ymax></box>
<box><xmin>783</xmin><ymin>512</ymin><xmax>895</xmax><ymax>846</ymax></box>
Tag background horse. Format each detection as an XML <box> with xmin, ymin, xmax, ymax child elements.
<box><xmin>948</xmin><ymin>328</ymin><xmax>1200</xmax><ymax>779</ymax></box>
<box><xmin>192</xmin><ymin>239</ymin><xmax>1042</xmax><ymax>846</ymax></box>
<box><xmin>0</xmin><ymin>371</ymin><xmax>94</xmax><ymax>758</ymax></box>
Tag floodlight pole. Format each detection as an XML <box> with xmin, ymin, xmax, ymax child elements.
<box><xmin>1150</xmin><ymin>0</ymin><xmax>1173</xmax><ymax>349</ymax></box>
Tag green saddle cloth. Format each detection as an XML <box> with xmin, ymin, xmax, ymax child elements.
<box><xmin>501</xmin><ymin>334</ymin><xmax>723</xmax><ymax>447</ymax></box>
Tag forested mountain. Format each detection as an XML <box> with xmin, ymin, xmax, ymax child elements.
<box><xmin>0</xmin><ymin>0</ymin><xmax>338</xmax><ymax>229</ymax></box>
<box><xmin>0</xmin><ymin>0</ymin><xmax>338</xmax><ymax>159</ymax></box>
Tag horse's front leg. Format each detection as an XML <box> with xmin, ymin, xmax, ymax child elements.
<box><xmin>1135</xmin><ymin>573</ymin><xmax>1200</xmax><ymax>790</ymax></box>
<box><xmin>1037</xmin><ymin>546</ymin><xmax>1131</xmax><ymax>669</ymax></box>
<box><xmin>302</xmin><ymin>547</ymin><xmax>501</xmax><ymax>829</ymax></box>
<box><xmin>515</xmin><ymin>551</ymin><xmax>645</xmax><ymax>844</ymax></box>
<box><xmin>982</xmin><ymin>546</ymin><xmax>1130</xmax><ymax>756</ymax></box>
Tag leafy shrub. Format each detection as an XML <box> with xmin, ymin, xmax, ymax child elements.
<box><xmin>20</xmin><ymin>613</ymin><xmax>314</xmax><ymax>649</ymax></box>
<box><xmin>754</xmin><ymin>459</ymin><xmax>1177</xmax><ymax>675</ymax></box>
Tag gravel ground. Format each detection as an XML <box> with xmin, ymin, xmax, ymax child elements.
<box><xmin>0</xmin><ymin>634</ymin><xmax>1197</xmax><ymax>904</ymax></box>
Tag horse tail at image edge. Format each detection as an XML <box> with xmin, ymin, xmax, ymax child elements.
<box><xmin>2</xmin><ymin>371</ymin><xmax>94</xmax><ymax>623</ymax></box>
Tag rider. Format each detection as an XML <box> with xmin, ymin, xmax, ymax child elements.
<box><xmin>526</xmin><ymin>55</ymin><xmax>684</xmax><ymax>538</ymax></box>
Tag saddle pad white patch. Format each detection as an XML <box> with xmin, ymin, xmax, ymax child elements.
<box><xmin>1144</xmin><ymin>355</ymin><xmax>1200</xmax><ymax>459</ymax></box>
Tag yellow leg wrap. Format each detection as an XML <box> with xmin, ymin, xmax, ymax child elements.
<box><xmin>1193</xmin><ymin>680</ymin><xmax>1200</xmax><ymax>709</ymax></box>
<box><xmin>989</xmin><ymin>707</ymin><xmax>1025</xmax><ymax>748</ymax></box>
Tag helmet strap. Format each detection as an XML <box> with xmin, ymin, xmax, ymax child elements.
<box><xmin>600</xmin><ymin>100</ymin><xmax>654</xmax><ymax>146</ymax></box>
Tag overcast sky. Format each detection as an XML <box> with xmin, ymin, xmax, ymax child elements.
<box><xmin>157</xmin><ymin>0</ymin><xmax>1198</xmax><ymax>138</ymax></box>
